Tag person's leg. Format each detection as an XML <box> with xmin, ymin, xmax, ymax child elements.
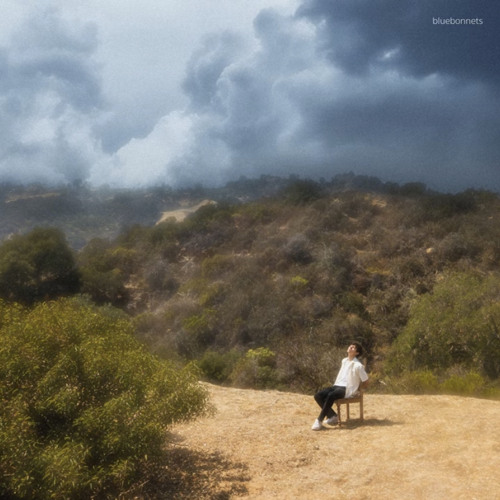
<box><xmin>314</xmin><ymin>387</ymin><xmax>332</xmax><ymax>415</ymax></box>
<box><xmin>314</xmin><ymin>387</ymin><xmax>341</xmax><ymax>418</ymax></box>
<box><xmin>317</xmin><ymin>386</ymin><xmax>345</xmax><ymax>421</ymax></box>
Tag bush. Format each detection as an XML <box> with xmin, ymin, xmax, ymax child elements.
<box><xmin>198</xmin><ymin>349</ymin><xmax>243</xmax><ymax>383</ymax></box>
<box><xmin>387</xmin><ymin>271</ymin><xmax>500</xmax><ymax>378</ymax></box>
<box><xmin>282</xmin><ymin>179</ymin><xmax>324</xmax><ymax>205</ymax></box>
<box><xmin>421</xmin><ymin>191</ymin><xmax>478</xmax><ymax>220</ymax></box>
<box><xmin>180</xmin><ymin>309</ymin><xmax>218</xmax><ymax>357</ymax></box>
<box><xmin>230</xmin><ymin>348</ymin><xmax>279</xmax><ymax>389</ymax></box>
<box><xmin>382</xmin><ymin>370</ymin><xmax>440</xmax><ymax>394</ymax></box>
<box><xmin>78</xmin><ymin>238</ymin><xmax>129</xmax><ymax>307</ymax></box>
<box><xmin>440</xmin><ymin>371</ymin><xmax>486</xmax><ymax>396</ymax></box>
<box><xmin>0</xmin><ymin>298</ymin><xmax>209</xmax><ymax>499</ymax></box>
<box><xmin>436</xmin><ymin>232</ymin><xmax>480</xmax><ymax>263</ymax></box>
<box><xmin>283</xmin><ymin>235</ymin><xmax>313</xmax><ymax>265</ymax></box>
<box><xmin>0</xmin><ymin>227</ymin><xmax>81</xmax><ymax>305</ymax></box>
<box><xmin>380</xmin><ymin>369</ymin><xmax>493</xmax><ymax>397</ymax></box>
<box><xmin>277</xmin><ymin>339</ymin><xmax>346</xmax><ymax>392</ymax></box>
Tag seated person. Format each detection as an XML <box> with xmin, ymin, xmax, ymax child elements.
<box><xmin>311</xmin><ymin>342</ymin><xmax>368</xmax><ymax>430</ymax></box>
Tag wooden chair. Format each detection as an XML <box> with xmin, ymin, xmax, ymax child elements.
<box><xmin>335</xmin><ymin>391</ymin><xmax>364</xmax><ymax>426</ymax></box>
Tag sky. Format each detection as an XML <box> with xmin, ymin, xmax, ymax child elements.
<box><xmin>1</xmin><ymin>0</ymin><xmax>499</xmax><ymax>192</ymax></box>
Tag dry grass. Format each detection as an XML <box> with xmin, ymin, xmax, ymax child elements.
<box><xmin>138</xmin><ymin>383</ymin><xmax>500</xmax><ymax>499</ymax></box>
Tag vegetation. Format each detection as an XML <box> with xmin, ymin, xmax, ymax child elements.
<box><xmin>1</xmin><ymin>175</ymin><xmax>500</xmax><ymax>497</ymax></box>
<box><xmin>78</xmin><ymin>238</ymin><xmax>131</xmax><ymax>307</ymax></box>
<box><xmin>2</xmin><ymin>176</ymin><xmax>500</xmax><ymax>396</ymax></box>
<box><xmin>0</xmin><ymin>228</ymin><xmax>80</xmax><ymax>305</ymax></box>
<box><xmin>386</xmin><ymin>271</ymin><xmax>500</xmax><ymax>386</ymax></box>
<box><xmin>0</xmin><ymin>297</ymin><xmax>209</xmax><ymax>499</ymax></box>
<box><xmin>69</xmin><ymin>178</ymin><xmax>499</xmax><ymax>395</ymax></box>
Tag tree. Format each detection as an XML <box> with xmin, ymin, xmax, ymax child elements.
<box><xmin>0</xmin><ymin>228</ymin><xmax>80</xmax><ymax>305</ymax></box>
<box><xmin>78</xmin><ymin>238</ymin><xmax>130</xmax><ymax>307</ymax></box>
<box><xmin>282</xmin><ymin>179</ymin><xmax>324</xmax><ymax>205</ymax></box>
<box><xmin>387</xmin><ymin>271</ymin><xmax>500</xmax><ymax>379</ymax></box>
<box><xmin>0</xmin><ymin>297</ymin><xmax>209</xmax><ymax>499</ymax></box>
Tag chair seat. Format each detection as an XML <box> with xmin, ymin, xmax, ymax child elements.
<box><xmin>335</xmin><ymin>391</ymin><xmax>364</xmax><ymax>426</ymax></box>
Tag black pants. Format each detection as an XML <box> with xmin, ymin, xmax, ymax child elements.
<box><xmin>314</xmin><ymin>385</ymin><xmax>346</xmax><ymax>421</ymax></box>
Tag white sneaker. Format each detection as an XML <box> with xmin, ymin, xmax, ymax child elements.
<box><xmin>311</xmin><ymin>419</ymin><xmax>323</xmax><ymax>431</ymax></box>
<box><xmin>325</xmin><ymin>416</ymin><xmax>338</xmax><ymax>425</ymax></box>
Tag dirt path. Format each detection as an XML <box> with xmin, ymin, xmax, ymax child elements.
<box><xmin>167</xmin><ymin>384</ymin><xmax>500</xmax><ymax>499</ymax></box>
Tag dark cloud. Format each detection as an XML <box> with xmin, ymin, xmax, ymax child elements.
<box><xmin>163</xmin><ymin>2</ymin><xmax>500</xmax><ymax>191</ymax></box>
<box><xmin>289</xmin><ymin>0</ymin><xmax>500</xmax><ymax>190</ymax></box>
<box><xmin>297</xmin><ymin>0</ymin><xmax>500</xmax><ymax>84</ymax></box>
<box><xmin>1</xmin><ymin>1</ymin><xmax>499</xmax><ymax>192</ymax></box>
<box><xmin>179</xmin><ymin>9</ymin><xmax>321</xmax><ymax>177</ymax></box>
<box><xmin>288</xmin><ymin>72</ymin><xmax>500</xmax><ymax>189</ymax></box>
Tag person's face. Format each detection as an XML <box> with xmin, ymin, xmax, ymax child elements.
<box><xmin>347</xmin><ymin>344</ymin><xmax>359</xmax><ymax>357</ymax></box>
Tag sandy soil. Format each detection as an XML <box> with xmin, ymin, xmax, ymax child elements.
<box><xmin>141</xmin><ymin>383</ymin><xmax>500</xmax><ymax>499</ymax></box>
<box><xmin>156</xmin><ymin>200</ymin><xmax>215</xmax><ymax>224</ymax></box>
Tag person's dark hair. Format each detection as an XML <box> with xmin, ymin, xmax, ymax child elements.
<box><xmin>352</xmin><ymin>342</ymin><xmax>364</xmax><ymax>357</ymax></box>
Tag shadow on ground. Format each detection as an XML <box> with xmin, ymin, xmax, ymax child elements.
<box><xmin>120</xmin><ymin>445</ymin><xmax>250</xmax><ymax>500</ymax></box>
<box><xmin>317</xmin><ymin>418</ymin><xmax>399</xmax><ymax>430</ymax></box>
<box><xmin>338</xmin><ymin>418</ymin><xmax>400</xmax><ymax>429</ymax></box>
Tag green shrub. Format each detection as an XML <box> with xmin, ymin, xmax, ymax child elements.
<box><xmin>282</xmin><ymin>179</ymin><xmax>324</xmax><ymax>205</ymax></box>
<box><xmin>383</xmin><ymin>370</ymin><xmax>440</xmax><ymax>394</ymax></box>
<box><xmin>387</xmin><ymin>271</ymin><xmax>500</xmax><ymax>378</ymax></box>
<box><xmin>0</xmin><ymin>297</ymin><xmax>209</xmax><ymax>499</ymax></box>
<box><xmin>236</xmin><ymin>202</ymin><xmax>276</xmax><ymax>225</ymax></box>
<box><xmin>0</xmin><ymin>227</ymin><xmax>81</xmax><ymax>305</ymax></box>
<box><xmin>198</xmin><ymin>349</ymin><xmax>242</xmax><ymax>383</ymax></box>
<box><xmin>421</xmin><ymin>191</ymin><xmax>478</xmax><ymax>220</ymax></box>
<box><xmin>230</xmin><ymin>348</ymin><xmax>279</xmax><ymax>389</ymax></box>
<box><xmin>436</xmin><ymin>232</ymin><xmax>480</xmax><ymax>263</ymax></box>
<box><xmin>381</xmin><ymin>369</ymin><xmax>492</xmax><ymax>397</ymax></box>
<box><xmin>201</xmin><ymin>254</ymin><xmax>235</xmax><ymax>279</ymax></box>
<box><xmin>290</xmin><ymin>275</ymin><xmax>309</xmax><ymax>290</ymax></box>
<box><xmin>181</xmin><ymin>309</ymin><xmax>218</xmax><ymax>356</ymax></box>
<box><xmin>149</xmin><ymin>219</ymin><xmax>180</xmax><ymax>249</ymax></box>
<box><xmin>183</xmin><ymin>202</ymin><xmax>235</xmax><ymax>233</ymax></box>
<box><xmin>78</xmin><ymin>238</ymin><xmax>129</xmax><ymax>307</ymax></box>
<box><xmin>440</xmin><ymin>371</ymin><xmax>486</xmax><ymax>396</ymax></box>
<box><xmin>283</xmin><ymin>235</ymin><xmax>312</xmax><ymax>265</ymax></box>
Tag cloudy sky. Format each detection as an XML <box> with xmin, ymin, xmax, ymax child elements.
<box><xmin>1</xmin><ymin>0</ymin><xmax>499</xmax><ymax>192</ymax></box>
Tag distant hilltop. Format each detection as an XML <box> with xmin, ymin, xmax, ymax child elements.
<box><xmin>156</xmin><ymin>200</ymin><xmax>217</xmax><ymax>224</ymax></box>
<box><xmin>1</xmin><ymin>174</ymin><xmax>497</xmax><ymax>249</ymax></box>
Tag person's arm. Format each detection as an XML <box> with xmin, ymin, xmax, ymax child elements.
<box><xmin>357</xmin><ymin>363</ymin><xmax>369</xmax><ymax>391</ymax></box>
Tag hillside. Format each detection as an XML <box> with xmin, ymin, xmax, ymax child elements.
<box><xmin>138</xmin><ymin>383</ymin><xmax>500</xmax><ymax>499</ymax></box>
<box><xmin>2</xmin><ymin>176</ymin><xmax>500</xmax><ymax>391</ymax></box>
<box><xmin>2</xmin><ymin>177</ymin><xmax>500</xmax><ymax>498</ymax></box>
<box><xmin>0</xmin><ymin>176</ymin><xmax>291</xmax><ymax>248</ymax></box>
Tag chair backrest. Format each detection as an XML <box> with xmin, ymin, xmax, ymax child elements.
<box><xmin>335</xmin><ymin>390</ymin><xmax>364</xmax><ymax>426</ymax></box>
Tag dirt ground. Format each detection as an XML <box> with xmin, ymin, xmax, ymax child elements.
<box><xmin>155</xmin><ymin>383</ymin><xmax>500</xmax><ymax>499</ymax></box>
<box><xmin>156</xmin><ymin>200</ymin><xmax>215</xmax><ymax>224</ymax></box>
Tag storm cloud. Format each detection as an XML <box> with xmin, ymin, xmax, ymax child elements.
<box><xmin>0</xmin><ymin>8</ymin><xmax>104</xmax><ymax>184</ymax></box>
<box><xmin>1</xmin><ymin>0</ymin><xmax>499</xmax><ymax>192</ymax></box>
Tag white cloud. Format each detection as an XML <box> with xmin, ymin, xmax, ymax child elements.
<box><xmin>90</xmin><ymin>111</ymin><xmax>197</xmax><ymax>187</ymax></box>
<box><xmin>1</xmin><ymin>0</ymin><xmax>499</xmax><ymax>192</ymax></box>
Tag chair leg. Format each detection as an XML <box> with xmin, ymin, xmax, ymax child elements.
<box><xmin>335</xmin><ymin>397</ymin><xmax>364</xmax><ymax>427</ymax></box>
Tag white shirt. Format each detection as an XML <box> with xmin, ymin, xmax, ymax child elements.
<box><xmin>334</xmin><ymin>357</ymin><xmax>369</xmax><ymax>398</ymax></box>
